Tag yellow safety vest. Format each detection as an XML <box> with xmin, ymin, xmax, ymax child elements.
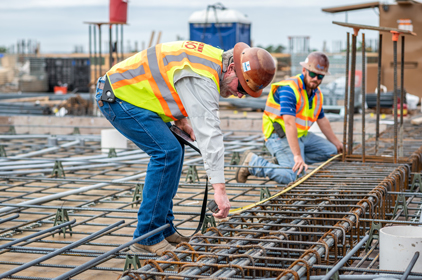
<box><xmin>262</xmin><ymin>75</ymin><xmax>323</xmax><ymax>140</ymax></box>
<box><xmin>106</xmin><ymin>41</ymin><xmax>223</xmax><ymax>122</ymax></box>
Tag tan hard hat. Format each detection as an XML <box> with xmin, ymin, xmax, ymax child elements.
<box><xmin>233</xmin><ymin>42</ymin><xmax>276</xmax><ymax>98</ymax></box>
<box><xmin>299</xmin><ymin>52</ymin><xmax>330</xmax><ymax>75</ymax></box>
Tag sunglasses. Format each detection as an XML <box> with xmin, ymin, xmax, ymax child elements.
<box><xmin>307</xmin><ymin>70</ymin><xmax>325</xmax><ymax>80</ymax></box>
<box><xmin>237</xmin><ymin>80</ymin><xmax>249</xmax><ymax>96</ymax></box>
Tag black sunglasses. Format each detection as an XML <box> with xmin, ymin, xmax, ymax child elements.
<box><xmin>307</xmin><ymin>70</ymin><xmax>325</xmax><ymax>80</ymax></box>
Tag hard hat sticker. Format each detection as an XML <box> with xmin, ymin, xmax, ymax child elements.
<box><xmin>242</xmin><ymin>61</ymin><xmax>251</xmax><ymax>72</ymax></box>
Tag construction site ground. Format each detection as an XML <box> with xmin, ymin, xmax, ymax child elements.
<box><xmin>0</xmin><ymin>107</ymin><xmax>422</xmax><ymax>280</ymax></box>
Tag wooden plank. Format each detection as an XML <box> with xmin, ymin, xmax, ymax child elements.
<box><xmin>0</xmin><ymin>96</ymin><xmax>50</xmax><ymax>103</ymax></box>
<box><xmin>411</xmin><ymin>117</ymin><xmax>422</xmax><ymax>125</ymax></box>
<box><xmin>333</xmin><ymin>21</ymin><xmax>417</xmax><ymax>36</ymax></box>
<box><xmin>323</xmin><ymin>2</ymin><xmax>380</xmax><ymax>13</ymax></box>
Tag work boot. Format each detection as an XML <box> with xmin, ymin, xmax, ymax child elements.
<box><xmin>130</xmin><ymin>239</ymin><xmax>175</xmax><ymax>256</ymax></box>
<box><xmin>235</xmin><ymin>150</ymin><xmax>255</xmax><ymax>183</ymax></box>
<box><xmin>166</xmin><ymin>232</ymin><xmax>190</xmax><ymax>245</ymax></box>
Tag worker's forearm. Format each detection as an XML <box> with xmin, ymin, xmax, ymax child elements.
<box><xmin>285</xmin><ymin>122</ymin><xmax>301</xmax><ymax>156</ymax></box>
<box><xmin>212</xmin><ymin>183</ymin><xmax>226</xmax><ymax>191</ymax></box>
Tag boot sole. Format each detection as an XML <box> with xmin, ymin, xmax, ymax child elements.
<box><xmin>129</xmin><ymin>244</ymin><xmax>156</xmax><ymax>255</ymax></box>
<box><xmin>235</xmin><ymin>150</ymin><xmax>251</xmax><ymax>183</ymax></box>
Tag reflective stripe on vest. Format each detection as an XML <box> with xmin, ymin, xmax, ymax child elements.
<box><xmin>106</xmin><ymin>41</ymin><xmax>223</xmax><ymax>122</ymax></box>
<box><xmin>109</xmin><ymin>65</ymin><xmax>145</xmax><ymax>84</ymax></box>
<box><xmin>262</xmin><ymin>75</ymin><xmax>323</xmax><ymax>140</ymax></box>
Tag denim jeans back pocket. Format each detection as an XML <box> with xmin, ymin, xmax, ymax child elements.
<box><xmin>102</xmin><ymin>102</ymin><xmax>116</xmax><ymax>121</ymax></box>
<box><xmin>96</xmin><ymin>93</ymin><xmax>116</xmax><ymax>122</ymax></box>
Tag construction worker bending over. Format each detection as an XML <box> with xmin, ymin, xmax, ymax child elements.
<box><xmin>236</xmin><ymin>52</ymin><xmax>342</xmax><ymax>185</ymax></box>
<box><xmin>96</xmin><ymin>41</ymin><xmax>275</xmax><ymax>255</ymax></box>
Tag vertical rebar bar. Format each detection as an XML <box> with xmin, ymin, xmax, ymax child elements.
<box><xmin>400</xmin><ymin>36</ymin><xmax>405</xmax><ymax>126</ymax></box>
<box><xmin>115</xmin><ymin>23</ymin><xmax>118</xmax><ymax>63</ymax></box>
<box><xmin>343</xmin><ymin>32</ymin><xmax>350</xmax><ymax>161</ymax></box>
<box><xmin>375</xmin><ymin>33</ymin><xmax>382</xmax><ymax>155</ymax></box>
<box><xmin>348</xmin><ymin>34</ymin><xmax>357</xmax><ymax>155</ymax></box>
<box><xmin>393</xmin><ymin>38</ymin><xmax>398</xmax><ymax>164</ymax></box>
<box><xmin>89</xmin><ymin>25</ymin><xmax>92</xmax><ymax>84</ymax></box>
<box><xmin>399</xmin><ymin>35</ymin><xmax>405</xmax><ymax>157</ymax></box>
<box><xmin>362</xmin><ymin>33</ymin><xmax>366</xmax><ymax>163</ymax></box>
<box><xmin>99</xmin><ymin>24</ymin><xmax>102</xmax><ymax>76</ymax></box>
<box><xmin>93</xmin><ymin>25</ymin><xmax>97</xmax><ymax>80</ymax></box>
<box><xmin>109</xmin><ymin>24</ymin><xmax>113</xmax><ymax>69</ymax></box>
<box><xmin>121</xmin><ymin>24</ymin><xmax>124</xmax><ymax>62</ymax></box>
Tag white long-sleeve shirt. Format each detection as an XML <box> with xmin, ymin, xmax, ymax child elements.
<box><xmin>173</xmin><ymin>67</ymin><xmax>225</xmax><ymax>184</ymax></box>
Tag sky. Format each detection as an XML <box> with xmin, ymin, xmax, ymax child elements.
<box><xmin>0</xmin><ymin>0</ymin><xmax>399</xmax><ymax>54</ymax></box>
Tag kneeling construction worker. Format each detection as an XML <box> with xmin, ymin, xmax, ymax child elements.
<box><xmin>236</xmin><ymin>52</ymin><xmax>343</xmax><ymax>185</ymax></box>
<box><xmin>96</xmin><ymin>41</ymin><xmax>275</xmax><ymax>255</ymax></box>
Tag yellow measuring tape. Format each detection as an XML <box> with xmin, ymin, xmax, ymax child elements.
<box><xmin>229</xmin><ymin>154</ymin><xmax>343</xmax><ymax>215</ymax></box>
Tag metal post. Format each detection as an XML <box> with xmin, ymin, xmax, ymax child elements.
<box><xmin>115</xmin><ymin>23</ymin><xmax>118</xmax><ymax>63</ymax></box>
<box><xmin>348</xmin><ymin>34</ymin><xmax>357</xmax><ymax>155</ymax></box>
<box><xmin>399</xmin><ymin>35</ymin><xmax>405</xmax><ymax>157</ymax></box>
<box><xmin>342</xmin><ymin>32</ymin><xmax>350</xmax><ymax>161</ymax></box>
<box><xmin>375</xmin><ymin>33</ymin><xmax>382</xmax><ymax>155</ymax></box>
<box><xmin>400</xmin><ymin>35</ymin><xmax>405</xmax><ymax>126</ymax></box>
<box><xmin>93</xmin><ymin>25</ymin><xmax>97</xmax><ymax>80</ymax></box>
<box><xmin>393</xmin><ymin>35</ymin><xmax>398</xmax><ymax>164</ymax></box>
<box><xmin>109</xmin><ymin>24</ymin><xmax>113</xmax><ymax>69</ymax></box>
<box><xmin>98</xmin><ymin>24</ymin><xmax>102</xmax><ymax>76</ymax></box>
<box><xmin>0</xmin><ymin>220</ymin><xmax>125</xmax><ymax>279</ymax></box>
<box><xmin>121</xmin><ymin>24</ymin><xmax>124</xmax><ymax>61</ymax></box>
<box><xmin>362</xmin><ymin>33</ymin><xmax>366</xmax><ymax>163</ymax></box>
<box><xmin>89</xmin><ymin>25</ymin><xmax>92</xmax><ymax>83</ymax></box>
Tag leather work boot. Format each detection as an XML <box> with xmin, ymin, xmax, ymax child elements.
<box><xmin>235</xmin><ymin>150</ymin><xmax>255</xmax><ymax>183</ymax></box>
<box><xmin>130</xmin><ymin>239</ymin><xmax>175</xmax><ymax>256</ymax></box>
<box><xmin>166</xmin><ymin>232</ymin><xmax>190</xmax><ymax>245</ymax></box>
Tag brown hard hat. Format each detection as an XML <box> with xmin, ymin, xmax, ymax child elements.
<box><xmin>299</xmin><ymin>52</ymin><xmax>330</xmax><ymax>75</ymax></box>
<box><xmin>233</xmin><ymin>42</ymin><xmax>276</xmax><ymax>98</ymax></box>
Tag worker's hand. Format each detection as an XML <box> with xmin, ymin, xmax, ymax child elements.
<box><xmin>333</xmin><ymin>141</ymin><xmax>343</xmax><ymax>154</ymax></box>
<box><xmin>174</xmin><ymin>118</ymin><xmax>196</xmax><ymax>141</ymax></box>
<box><xmin>212</xmin><ymin>183</ymin><xmax>231</xmax><ymax>219</ymax></box>
<box><xmin>292</xmin><ymin>155</ymin><xmax>308</xmax><ymax>175</ymax></box>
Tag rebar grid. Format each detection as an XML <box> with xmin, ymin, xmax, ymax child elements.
<box><xmin>0</xmin><ymin>131</ymin><xmax>285</xmax><ymax>279</ymax></box>
<box><xmin>121</xmin><ymin>157</ymin><xmax>422</xmax><ymax>279</ymax></box>
<box><xmin>0</xmin><ymin>119</ymin><xmax>421</xmax><ymax>280</ymax></box>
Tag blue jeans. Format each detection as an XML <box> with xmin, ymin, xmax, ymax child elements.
<box><xmin>96</xmin><ymin>77</ymin><xmax>183</xmax><ymax>245</ymax></box>
<box><xmin>249</xmin><ymin>131</ymin><xmax>337</xmax><ymax>184</ymax></box>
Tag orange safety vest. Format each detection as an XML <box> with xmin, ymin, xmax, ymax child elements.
<box><xmin>262</xmin><ymin>75</ymin><xmax>323</xmax><ymax>140</ymax></box>
<box><xmin>106</xmin><ymin>41</ymin><xmax>223</xmax><ymax>122</ymax></box>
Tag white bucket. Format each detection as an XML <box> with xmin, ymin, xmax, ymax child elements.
<box><xmin>379</xmin><ymin>226</ymin><xmax>422</xmax><ymax>273</ymax></box>
<box><xmin>101</xmin><ymin>129</ymin><xmax>127</xmax><ymax>154</ymax></box>
<box><xmin>406</xmin><ymin>93</ymin><xmax>420</xmax><ymax>110</ymax></box>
